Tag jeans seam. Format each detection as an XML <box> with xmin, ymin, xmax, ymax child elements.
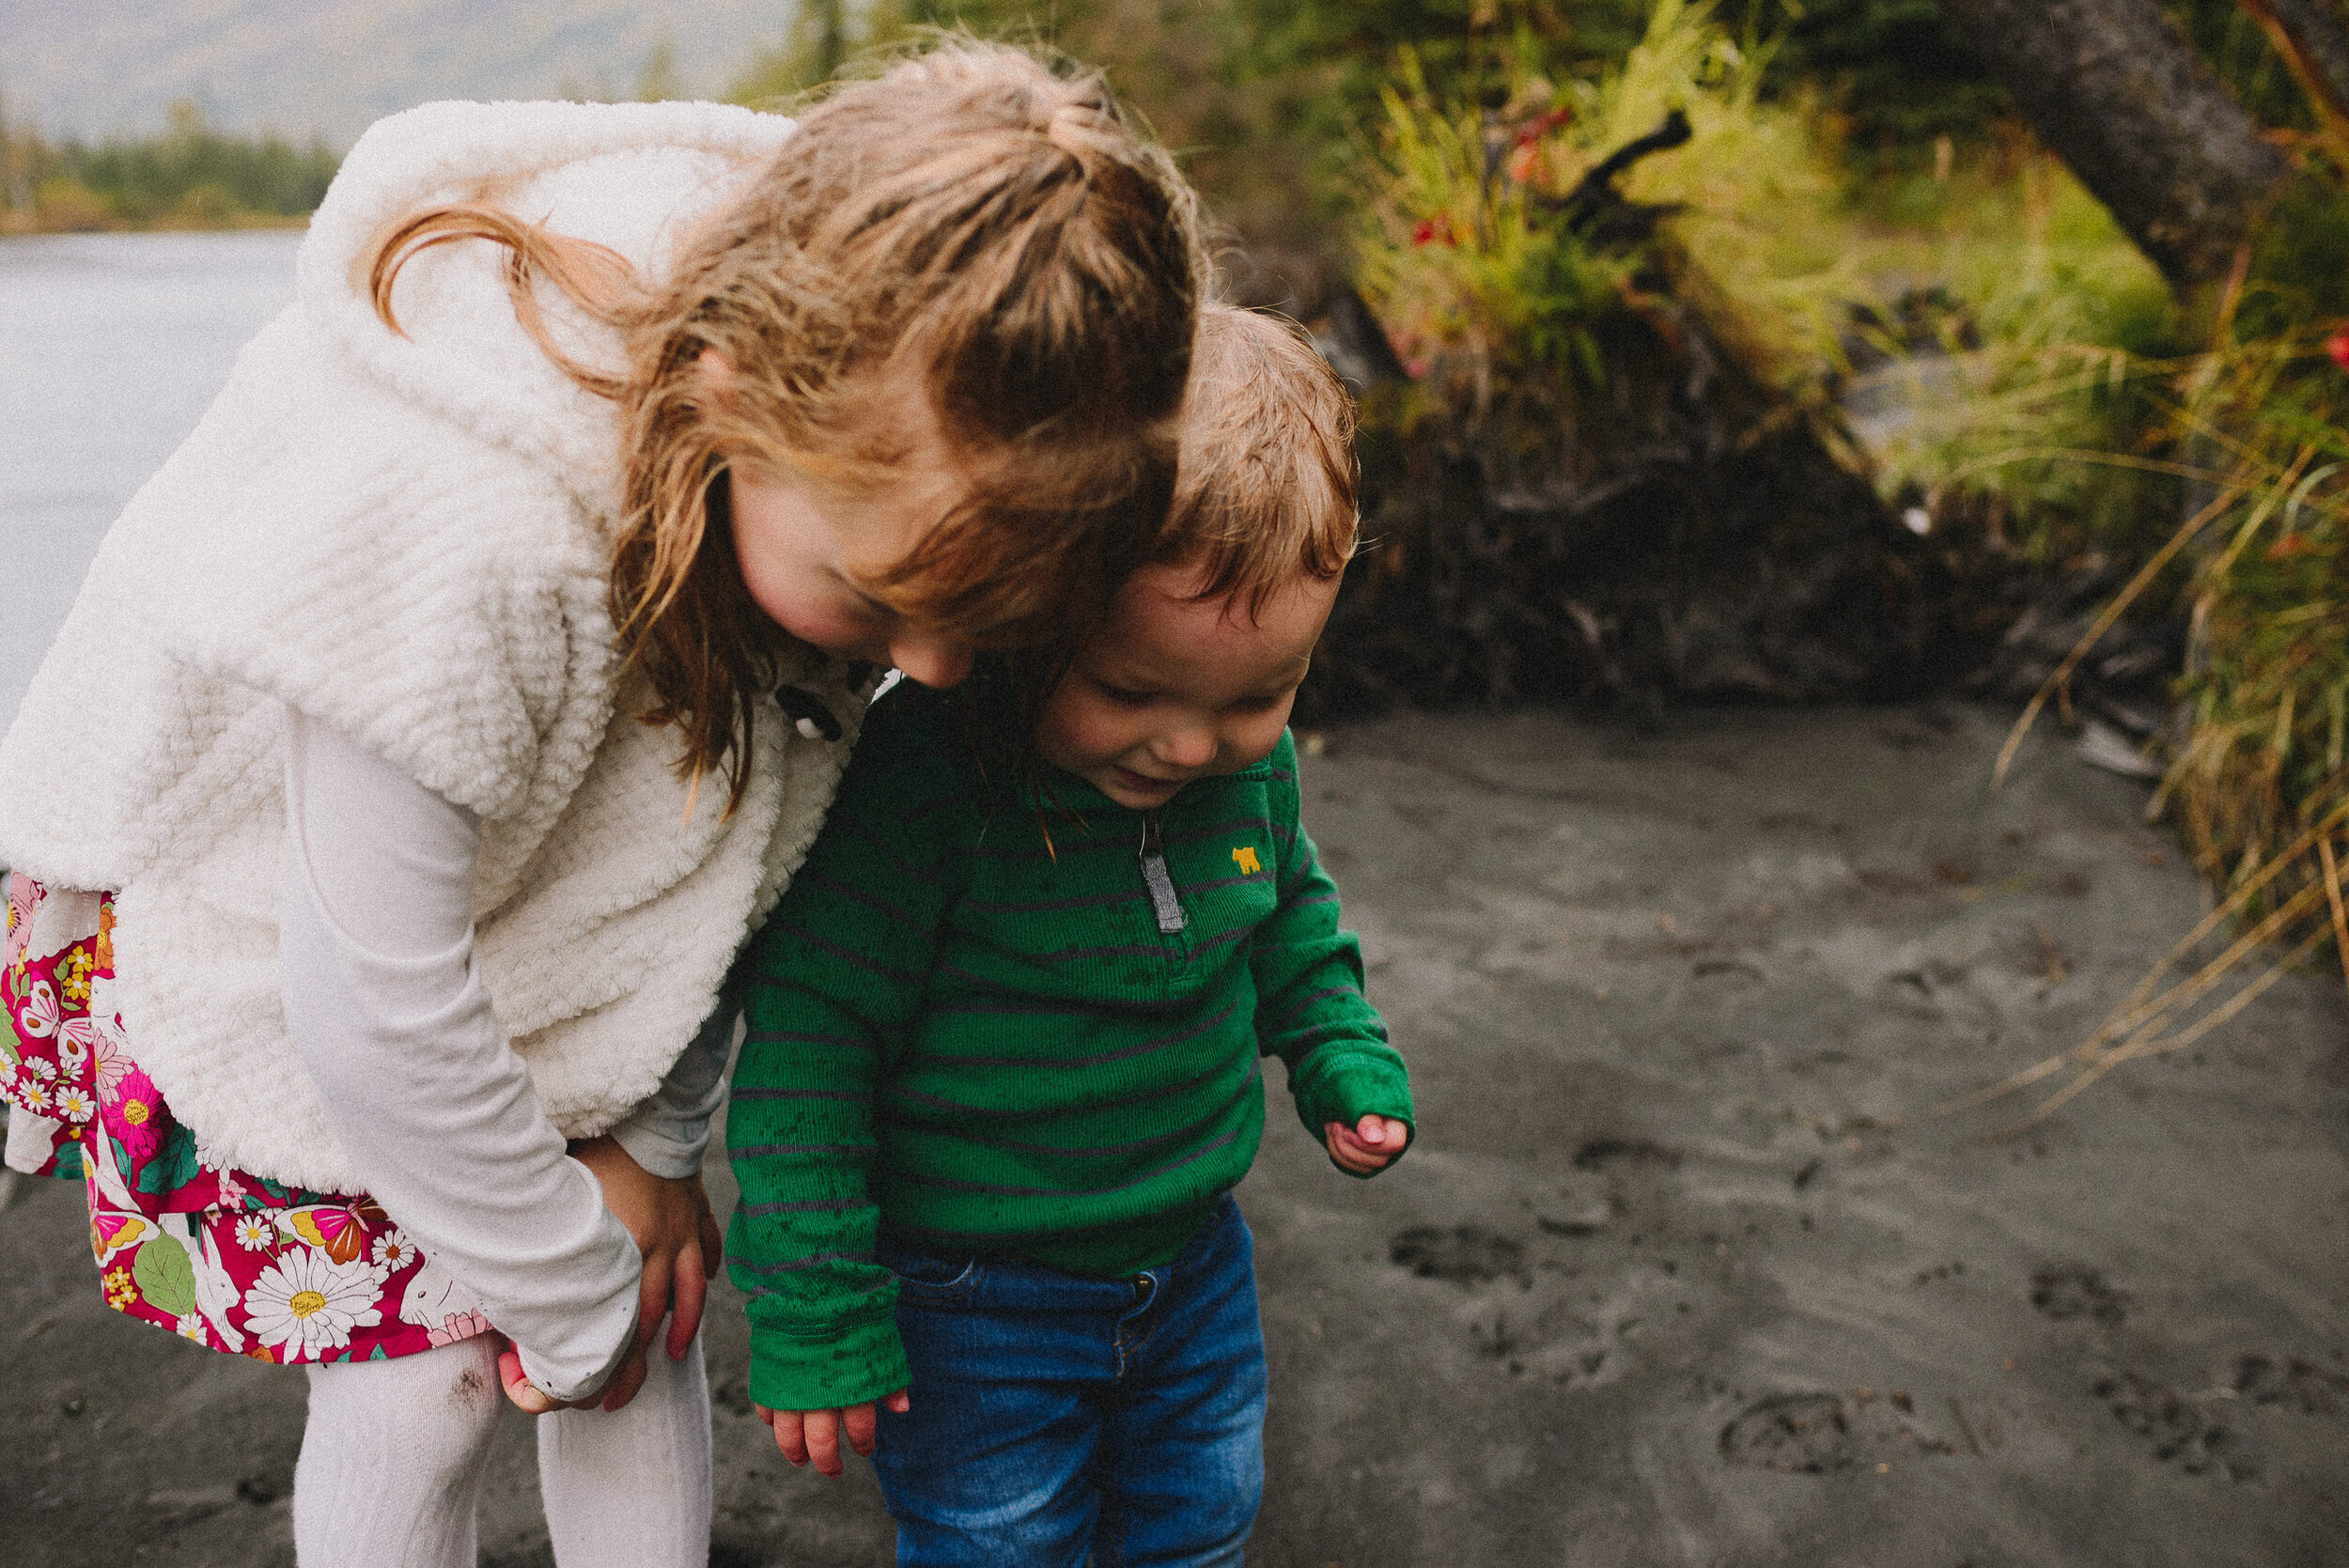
<box><xmin>1112</xmin><ymin>1274</ymin><xmax>1159</xmax><ymax>1379</ymax></box>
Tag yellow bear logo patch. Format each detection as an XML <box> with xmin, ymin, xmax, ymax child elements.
<box><xmin>1232</xmin><ymin>846</ymin><xmax>1262</xmax><ymax>876</ymax></box>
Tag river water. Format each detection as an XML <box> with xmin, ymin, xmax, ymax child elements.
<box><xmin>0</xmin><ymin>230</ymin><xmax>303</xmax><ymax>732</ymax></box>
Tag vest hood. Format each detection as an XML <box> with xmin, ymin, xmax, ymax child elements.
<box><xmin>298</xmin><ymin>98</ymin><xmax>795</xmax><ymax>498</ymax></box>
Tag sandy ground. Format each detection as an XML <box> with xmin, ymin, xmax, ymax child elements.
<box><xmin>4</xmin><ymin>701</ymin><xmax>2345</xmax><ymax>1567</ymax></box>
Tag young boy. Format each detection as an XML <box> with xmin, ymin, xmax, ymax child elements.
<box><xmin>726</xmin><ymin>304</ymin><xmax>1413</xmax><ymax>1565</ymax></box>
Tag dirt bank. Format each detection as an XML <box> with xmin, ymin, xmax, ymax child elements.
<box><xmin>4</xmin><ymin>703</ymin><xmax>2344</xmax><ymax>1567</ymax></box>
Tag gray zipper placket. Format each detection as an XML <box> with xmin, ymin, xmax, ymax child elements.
<box><xmin>1138</xmin><ymin>809</ymin><xmax>1188</xmax><ymax>935</ymax></box>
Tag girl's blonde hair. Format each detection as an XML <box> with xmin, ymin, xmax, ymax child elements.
<box><xmin>368</xmin><ymin>44</ymin><xmax>1202</xmax><ymax>811</ymax></box>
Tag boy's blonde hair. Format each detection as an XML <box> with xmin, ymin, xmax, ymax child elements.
<box><xmin>1155</xmin><ymin>303</ymin><xmax>1357</xmax><ymax>613</ymax></box>
<box><xmin>369</xmin><ymin>44</ymin><xmax>1202</xmax><ymax>810</ymax></box>
<box><xmin>976</xmin><ymin>303</ymin><xmax>1360</xmax><ymax>808</ymax></box>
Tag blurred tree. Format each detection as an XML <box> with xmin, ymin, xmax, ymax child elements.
<box><xmin>1932</xmin><ymin>0</ymin><xmax>2288</xmax><ymax>295</ymax></box>
<box><xmin>0</xmin><ymin>80</ymin><xmax>31</xmax><ymax>213</ymax></box>
<box><xmin>729</xmin><ymin>0</ymin><xmax>854</xmax><ymax>101</ymax></box>
<box><xmin>71</xmin><ymin>100</ymin><xmax>338</xmax><ymax>221</ymax></box>
<box><xmin>635</xmin><ymin>38</ymin><xmax>688</xmax><ymax>101</ymax></box>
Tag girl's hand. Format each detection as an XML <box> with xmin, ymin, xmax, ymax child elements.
<box><xmin>492</xmin><ymin>1332</ymin><xmax>645</xmax><ymax>1415</ymax></box>
<box><xmin>755</xmin><ymin>1392</ymin><xmax>912</xmax><ymax>1478</ymax></box>
<box><xmin>1324</xmin><ymin>1113</ymin><xmax>1410</xmax><ymax>1175</ymax></box>
<box><xmin>568</xmin><ymin>1134</ymin><xmax>724</xmax><ymax>1411</ymax></box>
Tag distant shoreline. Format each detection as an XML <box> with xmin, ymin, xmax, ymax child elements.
<box><xmin>0</xmin><ymin>211</ymin><xmax>310</xmax><ymax>237</ymax></box>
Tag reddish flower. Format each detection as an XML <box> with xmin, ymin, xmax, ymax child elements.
<box><xmin>1514</xmin><ymin>106</ymin><xmax>1574</xmax><ymax>147</ymax></box>
<box><xmin>102</xmin><ymin>1065</ymin><xmax>165</xmax><ymax>1164</ymax></box>
<box><xmin>2327</xmin><ymin>329</ymin><xmax>2349</xmax><ymax>373</ymax></box>
<box><xmin>2266</xmin><ymin>531</ymin><xmax>2316</xmax><ymax>561</ymax></box>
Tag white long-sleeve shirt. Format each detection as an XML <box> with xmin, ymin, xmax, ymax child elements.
<box><xmin>279</xmin><ymin>710</ymin><xmax>734</xmax><ymax>1400</ymax></box>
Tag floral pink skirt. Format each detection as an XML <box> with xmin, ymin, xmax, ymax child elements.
<box><xmin>3</xmin><ymin>873</ymin><xmax>493</xmax><ymax>1364</ymax></box>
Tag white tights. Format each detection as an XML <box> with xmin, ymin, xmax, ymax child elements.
<box><xmin>292</xmin><ymin>1334</ymin><xmax>711</xmax><ymax>1568</ymax></box>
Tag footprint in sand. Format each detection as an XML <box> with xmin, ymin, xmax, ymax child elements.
<box><xmin>1719</xmin><ymin>1393</ymin><xmax>1855</xmax><ymax>1473</ymax></box>
<box><xmin>2030</xmin><ymin>1264</ymin><xmax>2128</xmax><ymax>1326</ymax></box>
<box><xmin>2093</xmin><ymin>1372</ymin><xmax>2261</xmax><ymax>1483</ymax></box>
<box><xmin>1389</xmin><ymin>1225</ymin><xmax>1530</xmax><ymax>1288</ymax></box>
<box><xmin>1719</xmin><ymin>1389</ymin><xmax>1963</xmax><ymax>1475</ymax></box>
<box><xmin>2232</xmin><ymin>1355</ymin><xmax>2349</xmax><ymax>1418</ymax></box>
<box><xmin>1570</xmin><ymin>1138</ymin><xmax>1682</xmax><ymax>1172</ymax></box>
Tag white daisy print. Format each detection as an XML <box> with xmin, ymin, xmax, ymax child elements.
<box><xmin>370</xmin><ymin>1229</ymin><xmax>417</xmax><ymax>1273</ymax></box>
<box><xmin>23</xmin><ymin>1055</ymin><xmax>56</xmax><ymax>1082</ymax></box>
<box><xmin>243</xmin><ymin>1251</ymin><xmax>383</xmax><ymax>1358</ymax></box>
<box><xmin>232</xmin><ymin>1214</ymin><xmax>278</xmax><ymax>1253</ymax></box>
<box><xmin>53</xmin><ymin>1085</ymin><xmax>95</xmax><ymax>1123</ymax></box>
<box><xmin>18</xmin><ymin>1080</ymin><xmax>50</xmax><ymax>1114</ymax></box>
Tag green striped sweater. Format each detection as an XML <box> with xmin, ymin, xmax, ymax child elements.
<box><xmin>724</xmin><ymin>676</ymin><xmax>1413</xmax><ymax>1411</ymax></box>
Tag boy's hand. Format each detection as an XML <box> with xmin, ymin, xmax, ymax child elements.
<box><xmin>755</xmin><ymin>1391</ymin><xmax>912</xmax><ymax>1478</ymax></box>
<box><xmin>1324</xmin><ymin>1113</ymin><xmax>1409</xmax><ymax>1175</ymax></box>
<box><xmin>569</xmin><ymin>1134</ymin><xmax>724</xmax><ymax>1411</ymax></box>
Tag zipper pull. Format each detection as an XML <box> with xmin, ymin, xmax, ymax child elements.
<box><xmin>1139</xmin><ymin>810</ymin><xmax>1187</xmax><ymax>935</ymax></box>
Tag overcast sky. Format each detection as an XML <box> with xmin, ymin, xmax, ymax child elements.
<box><xmin>1</xmin><ymin>0</ymin><xmax>798</xmax><ymax>147</ymax></box>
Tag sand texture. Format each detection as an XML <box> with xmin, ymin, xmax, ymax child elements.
<box><xmin>4</xmin><ymin>703</ymin><xmax>2344</xmax><ymax>1566</ymax></box>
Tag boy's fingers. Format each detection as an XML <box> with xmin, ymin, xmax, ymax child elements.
<box><xmin>885</xmin><ymin>1388</ymin><xmax>911</xmax><ymax>1413</ymax></box>
<box><xmin>1356</xmin><ymin>1114</ymin><xmax>1386</xmax><ymax>1144</ymax></box>
<box><xmin>844</xmin><ymin>1401</ymin><xmax>879</xmax><ymax>1457</ymax></box>
<box><xmin>773</xmin><ymin>1409</ymin><xmax>808</xmax><ymax>1465</ymax></box>
<box><xmin>805</xmin><ymin>1410</ymin><xmax>844</xmax><ymax>1478</ymax></box>
<box><xmin>754</xmin><ymin>1404</ymin><xmax>778</xmax><ymax>1428</ymax></box>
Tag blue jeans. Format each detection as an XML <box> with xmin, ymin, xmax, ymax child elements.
<box><xmin>871</xmin><ymin>1195</ymin><xmax>1268</xmax><ymax>1568</ymax></box>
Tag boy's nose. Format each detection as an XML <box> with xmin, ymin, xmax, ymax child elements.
<box><xmin>888</xmin><ymin>633</ymin><xmax>972</xmax><ymax>690</ymax></box>
<box><xmin>1152</xmin><ymin>723</ymin><xmax>1217</xmax><ymax>771</ymax></box>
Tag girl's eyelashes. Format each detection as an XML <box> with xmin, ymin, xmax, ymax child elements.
<box><xmin>831</xmin><ymin>574</ymin><xmax>898</xmax><ymax>626</ymax></box>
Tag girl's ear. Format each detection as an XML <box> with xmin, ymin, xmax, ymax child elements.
<box><xmin>695</xmin><ymin>349</ymin><xmax>738</xmax><ymax>407</ymax></box>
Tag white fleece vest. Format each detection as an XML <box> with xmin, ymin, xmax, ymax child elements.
<box><xmin>0</xmin><ymin>100</ymin><xmax>858</xmax><ymax>1194</ymax></box>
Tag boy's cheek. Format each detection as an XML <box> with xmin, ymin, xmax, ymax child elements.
<box><xmin>1034</xmin><ymin>696</ymin><xmax>1122</xmax><ymax>773</ymax></box>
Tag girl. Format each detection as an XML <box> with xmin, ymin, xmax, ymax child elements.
<box><xmin>0</xmin><ymin>44</ymin><xmax>1198</xmax><ymax>1568</ymax></box>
